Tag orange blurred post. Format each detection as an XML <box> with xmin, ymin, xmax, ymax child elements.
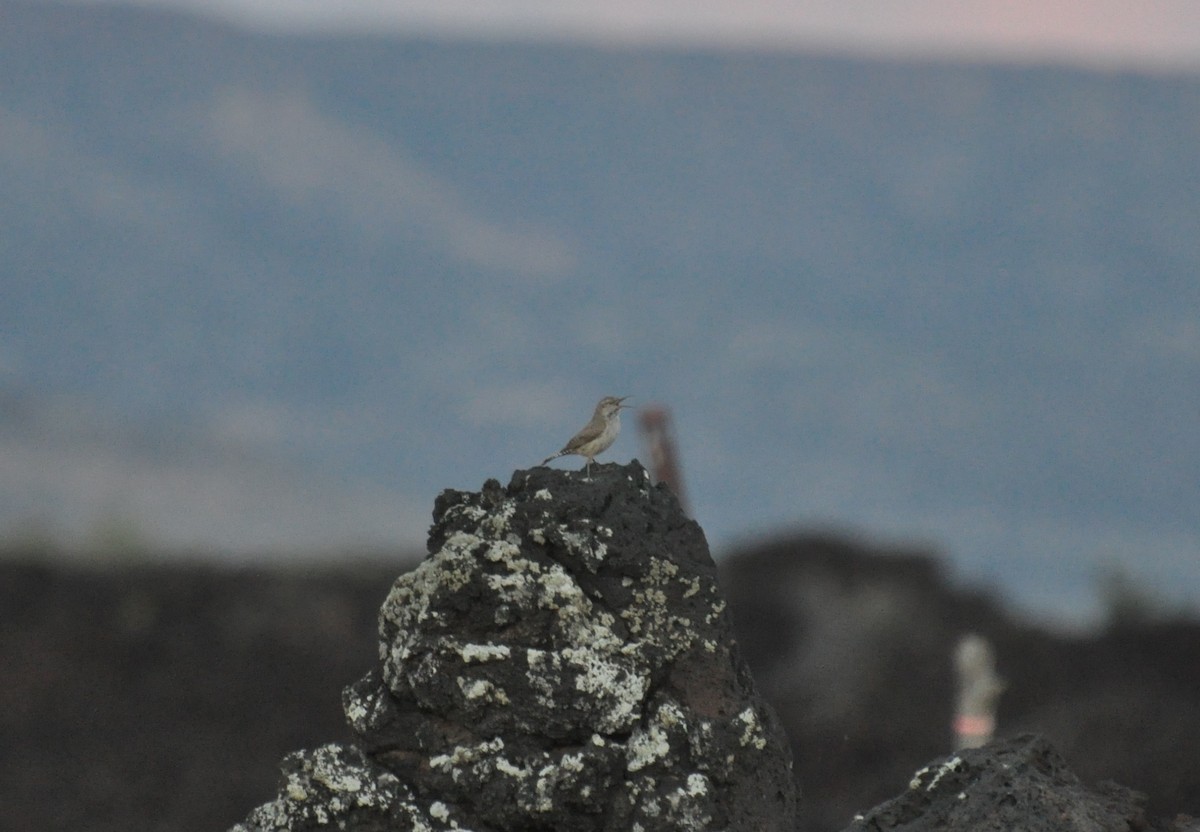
<box><xmin>637</xmin><ymin>405</ymin><xmax>690</xmax><ymax>516</ymax></box>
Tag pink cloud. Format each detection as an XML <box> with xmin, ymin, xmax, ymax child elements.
<box><xmin>98</xmin><ymin>0</ymin><xmax>1200</xmax><ymax>69</ymax></box>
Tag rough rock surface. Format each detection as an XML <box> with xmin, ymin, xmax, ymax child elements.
<box><xmin>841</xmin><ymin>733</ymin><xmax>1159</xmax><ymax>832</ymax></box>
<box><xmin>721</xmin><ymin>535</ymin><xmax>1200</xmax><ymax>830</ymax></box>
<box><xmin>232</xmin><ymin>461</ymin><xmax>797</xmax><ymax>831</ymax></box>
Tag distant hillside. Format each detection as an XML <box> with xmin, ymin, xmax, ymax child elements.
<box><xmin>2</xmin><ymin>0</ymin><xmax>1198</xmax><ymax>624</ymax></box>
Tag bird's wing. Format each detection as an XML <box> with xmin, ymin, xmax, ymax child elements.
<box><xmin>562</xmin><ymin>418</ymin><xmax>604</xmax><ymax>452</ymax></box>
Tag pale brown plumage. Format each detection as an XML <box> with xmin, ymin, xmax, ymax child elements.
<box><xmin>541</xmin><ymin>395</ymin><xmax>630</xmax><ymax>479</ymax></box>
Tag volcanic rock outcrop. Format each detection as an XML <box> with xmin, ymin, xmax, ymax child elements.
<box><xmin>840</xmin><ymin>733</ymin><xmax>1179</xmax><ymax>832</ymax></box>
<box><xmin>232</xmin><ymin>461</ymin><xmax>797</xmax><ymax>831</ymax></box>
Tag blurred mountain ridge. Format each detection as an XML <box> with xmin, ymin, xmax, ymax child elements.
<box><xmin>1</xmin><ymin>0</ymin><xmax>1197</xmax><ymax>624</ymax></box>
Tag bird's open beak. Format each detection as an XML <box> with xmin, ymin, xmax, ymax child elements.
<box><xmin>617</xmin><ymin>396</ymin><xmax>632</xmax><ymax>409</ymax></box>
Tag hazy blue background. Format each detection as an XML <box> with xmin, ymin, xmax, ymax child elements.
<box><xmin>2</xmin><ymin>0</ymin><xmax>1198</xmax><ymax>628</ymax></box>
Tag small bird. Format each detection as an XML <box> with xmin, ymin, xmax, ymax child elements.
<box><xmin>541</xmin><ymin>396</ymin><xmax>631</xmax><ymax>480</ymax></box>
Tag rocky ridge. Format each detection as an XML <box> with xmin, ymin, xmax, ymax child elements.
<box><xmin>232</xmin><ymin>461</ymin><xmax>797</xmax><ymax>831</ymax></box>
<box><xmin>841</xmin><ymin>733</ymin><xmax>1198</xmax><ymax>832</ymax></box>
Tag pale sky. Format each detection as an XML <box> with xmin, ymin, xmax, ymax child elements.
<box><xmin>91</xmin><ymin>0</ymin><xmax>1200</xmax><ymax>70</ymax></box>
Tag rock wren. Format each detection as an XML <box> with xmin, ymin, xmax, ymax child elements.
<box><xmin>541</xmin><ymin>395</ymin><xmax>630</xmax><ymax>480</ymax></box>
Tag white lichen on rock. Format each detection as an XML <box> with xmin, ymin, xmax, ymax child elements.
<box><xmin>484</xmin><ymin>499</ymin><xmax>517</xmax><ymax>536</ymax></box>
<box><xmin>910</xmin><ymin>755</ymin><xmax>964</xmax><ymax>792</ymax></box>
<box><xmin>627</xmin><ymin>722</ymin><xmax>672</xmax><ymax>772</ymax></box>
<box><xmin>626</xmin><ymin>700</ymin><xmax>691</xmax><ymax>773</ymax></box>
<box><xmin>734</xmin><ymin>706</ymin><xmax>768</xmax><ymax>750</ymax></box>
<box><xmin>380</xmin><ymin>530</ymin><xmax>481</xmax><ymax>651</ymax></box>
<box><xmin>704</xmin><ymin>598</ymin><xmax>728</xmax><ymax>625</ymax></box>
<box><xmin>342</xmin><ymin>681</ymin><xmax>389</xmax><ymax>733</ymax></box>
<box><xmin>457</xmin><ymin>676</ymin><xmax>510</xmax><ymax>704</ymax></box>
<box><xmin>459</xmin><ymin>642</ymin><xmax>511</xmax><ymax>663</ymax></box>
<box><xmin>231</xmin><ymin>744</ymin><xmax>432</xmax><ymax>832</ymax></box>
<box><xmin>430</xmin><ymin>738</ymin><xmax>507</xmax><ymax>773</ymax></box>
<box><xmin>558</xmin><ymin>529</ymin><xmax>609</xmax><ymax>563</ymax></box>
<box><xmin>665</xmin><ymin>773</ymin><xmax>714</xmax><ymax>823</ymax></box>
<box><xmin>494</xmin><ymin>756</ymin><xmax>528</xmax><ymax>779</ymax></box>
<box><xmin>538</xmin><ymin>563</ymin><xmax>582</xmax><ymax>608</ymax></box>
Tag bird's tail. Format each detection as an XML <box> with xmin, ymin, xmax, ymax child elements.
<box><xmin>540</xmin><ymin>451</ymin><xmax>565</xmax><ymax>466</ymax></box>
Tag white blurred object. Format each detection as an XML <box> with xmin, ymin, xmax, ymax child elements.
<box><xmin>954</xmin><ymin>633</ymin><xmax>1004</xmax><ymax>749</ymax></box>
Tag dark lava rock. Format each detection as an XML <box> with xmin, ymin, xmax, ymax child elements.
<box><xmin>841</xmin><ymin>734</ymin><xmax>1150</xmax><ymax>832</ymax></box>
<box><xmin>721</xmin><ymin>534</ymin><xmax>1200</xmax><ymax>830</ymax></box>
<box><xmin>232</xmin><ymin>461</ymin><xmax>797</xmax><ymax>831</ymax></box>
